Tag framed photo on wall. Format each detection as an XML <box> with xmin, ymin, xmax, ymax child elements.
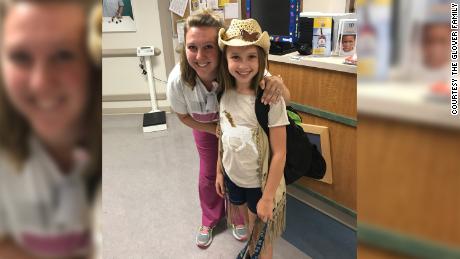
<box><xmin>102</xmin><ymin>0</ymin><xmax>136</xmax><ymax>32</ymax></box>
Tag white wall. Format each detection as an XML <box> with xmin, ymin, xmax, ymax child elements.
<box><xmin>302</xmin><ymin>0</ymin><xmax>347</xmax><ymax>13</ymax></box>
<box><xmin>102</xmin><ymin>0</ymin><xmax>175</xmax><ymax>110</ymax></box>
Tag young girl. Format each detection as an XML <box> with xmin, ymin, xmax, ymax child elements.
<box><xmin>215</xmin><ymin>19</ymin><xmax>289</xmax><ymax>259</ymax></box>
<box><xmin>167</xmin><ymin>11</ymin><xmax>290</xmax><ymax>248</ymax></box>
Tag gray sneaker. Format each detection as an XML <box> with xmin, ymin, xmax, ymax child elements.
<box><xmin>232</xmin><ymin>224</ymin><xmax>248</xmax><ymax>241</ymax></box>
<box><xmin>196</xmin><ymin>226</ymin><xmax>213</xmax><ymax>248</ymax></box>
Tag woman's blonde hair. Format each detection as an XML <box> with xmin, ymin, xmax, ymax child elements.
<box><xmin>0</xmin><ymin>0</ymin><xmax>101</xmax><ymax>198</ymax></box>
<box><xmin>218</xmin><ymin>45</ymin><xmax>268</xmax><ymax>94</ymax></box>
<box><xmin>180</xmin><ymin>10</ymin><xmax>223</xmax><ymax>88</ymax></box>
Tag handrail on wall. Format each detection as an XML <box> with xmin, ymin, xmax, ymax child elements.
<box><xmin>102</xmin><ymin>48</ymin><xmax>161</xmax><ymax>58</ymax></box>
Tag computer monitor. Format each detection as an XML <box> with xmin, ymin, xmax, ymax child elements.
<box><xmin>246</xmin><ymin>0</ymin><xmax>301</xmax><ymax>54</ymax></box>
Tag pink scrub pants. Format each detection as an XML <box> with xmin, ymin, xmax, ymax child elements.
<box><xmin>192</xmin><ymin>129</ymin><xmax>244</xmax><ymax>227</ymax></box>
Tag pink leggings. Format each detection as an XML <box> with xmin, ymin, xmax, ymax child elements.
<box><xmin>192</xmin><ymin>129</ymin><xmax>244</xmax><ymax>227</ymax></box>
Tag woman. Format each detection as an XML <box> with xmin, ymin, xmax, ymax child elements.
<box><xmin>166</xmin><ymin>11</ymin><xmax>290</xmax><ymax>248</ymax></box>
<box><xmin>0</xmin><ymin>0</ymin><xmax>101</xmax><ymax>258</ymax></box>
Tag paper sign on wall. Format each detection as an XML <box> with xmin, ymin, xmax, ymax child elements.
<box><xmin>177</xmin><ymin>21</ymin><xmax>185</xmax><ymax>44</ymax></box>
<box><xmin>224</xmin><ymin>3</ymin><xmax>239</xmax><ymax>19</ymax></box>
<box><xmin>169</xmin><ymin>0</ymin><xmax>188</xmax><ymax>17</ymax></box>
<box><xmin>190</xmin><ymin>0</ymin><xmax>206</xmax><ymax>15</ymax></box>
<box><xmin>219</xmin><ymin>0</ymin><xmax>230</xmax><ymax>7</ymax></box>
<box><xmin>207</xmin><ymin>0</ymin><xmax>219</xmax><ymax>9</ymax></box>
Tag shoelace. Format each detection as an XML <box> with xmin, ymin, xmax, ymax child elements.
<box><xmin>234</xmin><ymin>224</ymin><xmax>247</xmax><ymax>231</ymax></box>
<box><xmin>199</xmin><ymin>226</ymin><xmax>211</xmax><ymax>234</ymax></box>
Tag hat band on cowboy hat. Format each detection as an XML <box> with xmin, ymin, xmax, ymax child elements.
<box><xmin>218</xmin><ymin>19</ymin><xmax>270</xmax><ymax>54</ymax></box>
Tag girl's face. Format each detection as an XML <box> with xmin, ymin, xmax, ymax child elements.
<box><xmin>1</xmin><ymin>3</ymin><xmax>89</xmax><ymax>143</ymax></box>
<box><xmin>185</xmin><ymin>26</ymin><xmax>220</xmax><ymax>82</ymax></box>
<box><xmin>226</xmin><ymin>45</ymin><xmax>259</xmax><ymax>87</ymax></box>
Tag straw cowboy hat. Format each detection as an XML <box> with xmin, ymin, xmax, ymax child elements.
<box><xmin>218</xmin><ymin>19</ymin><xmax>270</xmax><ymax>54</ymax></box>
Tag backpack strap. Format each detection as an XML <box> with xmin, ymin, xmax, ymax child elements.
<box><xmin>236</xmin><ymin>218</ymin><xmax>268</xmax><ymax>259</ymax></box>
<box><xmin>255</xmin><ymin>87</ymin><xmax>270</xmax><ymax>136</ymax></box>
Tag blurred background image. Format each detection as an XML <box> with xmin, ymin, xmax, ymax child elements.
<box><xmin>0</xmin><ymin>0</ymin><xmax>101</xmax><ymax>258</ymax></box>
<box><xmin>357</xmin><ymin>0</ymin><xmax>460</xmax><ymax>258</ymax></box>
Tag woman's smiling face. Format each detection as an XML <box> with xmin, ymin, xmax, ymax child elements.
<box><xmin>1</xmin><ymin>2</ymin><xmax>89</xmax><ymax>142</ymax></box>
<box><xmin>185</xmin><ymin>26</ymin><xmax>220</xmax><ymax>82</ymax></box>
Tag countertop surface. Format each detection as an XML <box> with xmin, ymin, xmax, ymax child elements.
<box><xmin>269</xmin><ymin>53</ymin><xmax>357</xmax><ymax>74</ymax></box>
<box><xmin>358</xmin><ymin>82</ymin><xmax>459</xmax><ymax>129</ymax></box>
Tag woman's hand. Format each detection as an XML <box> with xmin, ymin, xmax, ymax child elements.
<box><xmin>215</xmin><ymin>171</ymin><xmax>225</xmax><ymax>198</ymax></box>
<box><xmin>256</xmin><ymin>198</ymin><xmax>274</xmax><ymax>222</ymax></box>
<box><xmin>259</xmin><ymin>75</ymin><xmax>286</xmax><ymax>105</ymax></box>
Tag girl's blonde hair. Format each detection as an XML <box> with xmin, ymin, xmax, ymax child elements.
<box><xmin>180</xmin><ymin>10</ymin><xmax>223</xmax><ymax>88</ymax></box>
<box><xmin>218</xmin><ymin>45</ymin><xmax>268</xmax><ymax>94</ymax></box>
<box><xmin>0</xmin><ymin>0</ymin><xmax>101</xmax><ymax>198</ymax></box>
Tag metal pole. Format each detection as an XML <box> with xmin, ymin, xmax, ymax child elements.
<box><xmin>144</xmin><ymin>56</ymin><xmax>159</xmax><ymax>112</ymax></box>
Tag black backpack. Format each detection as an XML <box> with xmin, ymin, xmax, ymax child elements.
<box><xmin>255</xmin><ymin>88</ymin><xmax>326</xmax><ymax>185</ymax></box>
